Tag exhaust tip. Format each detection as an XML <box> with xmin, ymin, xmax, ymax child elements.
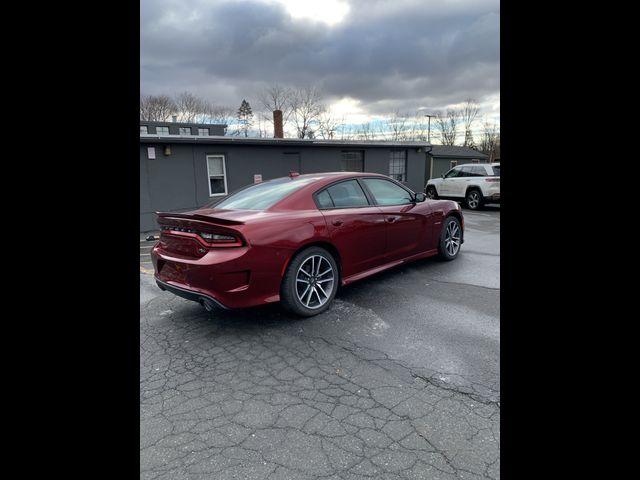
<box><xmin>200</xmin><ymin>298</ymin><xmax>216</xmax><ymax>312</ymax></box>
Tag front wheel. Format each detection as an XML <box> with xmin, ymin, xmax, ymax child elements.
<box><xmin>439</xmin><ymin>216</ymin><xmax>462</xmax><ymax>260</ymax></box>
<box><xmin>465</xmin><ymin>189</ymin><xmax>483</xmax><ymax>210</ymax></box>
<box><xmin>281</xmin><ymin>247</ymin><xmax>338</xmax><ymax>316</ymax></box>
<box><xmin>426</xmin><ymin>186</ymin><xmax>438</xmax><ymax>199</ymax></box>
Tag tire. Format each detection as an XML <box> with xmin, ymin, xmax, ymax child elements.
<box><xmin>465</xmin><ymin>189</ymin><xmax>483</xmax><ymax>210</ymax></box>
<box><xmin>438</xmin><ymin>216</ymin><xmax>462</xmax><ymax>261</ymax></box>
<box><xmin>281</xmin><ymin>246</ymin><xmax>339</xmax><ymax>316</ymax></box>
<box><xmin>426</xmin><ymin>186</ymin><xmax>438</xmax><ymax>199</ymax></box>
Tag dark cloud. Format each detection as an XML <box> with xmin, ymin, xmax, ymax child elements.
<box><xmin>141</xmin><ymin>0</ymin><xmax>499</xmax><ymax>115</ymax></box>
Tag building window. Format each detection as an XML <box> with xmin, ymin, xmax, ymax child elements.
<box><xmin>198</xmin><ymin>128</ymin><xmax>209</xmax><ymax>136</ymax></box>
<box><xmin>389</xmin><ymin>150</ymin><xmax>407</xmax><ymax>182</ymax></box>
<box><xmin>140</xmin><ymin>126</ymin><xmax>148</xmax><ymax>134</ymax></box>
<box><xmin>340</xmin><ymin>151</ymin><xmax>364</xmax><ymax>172</ymax></box>
<box><xmin>179</xmin><ymin>127</ymin><xmax>191</xmax><ymax>136</ymax></box>
<box><xmin>471</xmin><ymin>159</ymin><xmax>479</xmax><ymax>163</ymax></box>
<box><xmin>207</xmin><ymin>155</ymin><xmax>228</xmax><ymax>196</ymax></box>
<box><xmin>450</xmin><ymin>160</ymin><xmax>458</xmax><ymax>169</ymax></box>
<box><xmin>156</xmin><ymin>126</ymin><xmax>169</xmax><ymax>135</ymax></box>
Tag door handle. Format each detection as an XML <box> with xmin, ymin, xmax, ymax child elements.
<box><xmin>332</xmin><ymin>220</ymin><xmax>343</xmax><ymax>226</ymax></box>
<box><xmin>386</xmin><ymin>216</ymin><xmax>398</xmax><ymax>223</ymax></box>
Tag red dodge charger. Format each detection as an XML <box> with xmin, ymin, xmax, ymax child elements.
<box><xmin>151</xmin><ymin>172</ymin><xmax>463</xmax><ymax>316</ymax></box>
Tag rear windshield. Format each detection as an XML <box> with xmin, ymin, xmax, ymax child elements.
<box><xmin>207</xmin><ymin>177</ymin><xmax>314</xmax><ymax>210</ymax></box>
<box><xmin>491</xmin><ymin>165</ymin><xmax>500</xmax><ymax>176</ymax></box>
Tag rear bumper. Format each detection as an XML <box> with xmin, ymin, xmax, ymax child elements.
<box><xmin>156</xmin><ymin>279</ymin><xmax>229</xmax><ymax>310</ymax></box>
<box><xmin>151</xmin><ymin>242</ymin><xmax>287</xmax><ymax>309</ymax></box>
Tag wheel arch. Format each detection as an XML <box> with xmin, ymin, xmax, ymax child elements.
<box><xmin>444</xmin><ymin>210</ymin><xmax>464</xmax><ymax>244</ymax></box>
<box><xmin>280</xmin><ymin>240</ymin><xmax>342</xmax><ymax>283</ymax></box>
<box><xmin>465</xmin><ymin>185</ymin><xmax>483</xmax><ymax>197</ymax></box>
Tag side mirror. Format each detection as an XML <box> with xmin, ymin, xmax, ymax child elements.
<box><xmin>414</xmin><ymin>192</ymin><xmax>426</xmax><ymax>202</ymax></box>
<box><xmin>441</xmin><ymin>173</ymin><xmax>445</xmax><ymax>178</ymax></box>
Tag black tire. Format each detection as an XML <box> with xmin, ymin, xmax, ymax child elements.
<box><xmin>281</xmin><ymin>246</ymin><xmax>339</xmax><ymax>316</ymax></box>
<box><xmin>438</xmin><ymin>216</ymin><xmax>462</xmax><ymax>261</ymax></box>
<box><xmin>465</xmin><ymin>189</ymin><xmax>483</xmax><ymax>210</ymax></box>
<box><xmin>426</xmin><ymin>186</ymin><xmax>438</xmax><ymax>199</ymax></box>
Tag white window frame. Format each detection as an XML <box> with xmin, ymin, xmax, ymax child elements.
<box><xmin>140</xmin><ymin>126</ymin><xmax>148</xmax><ymax>134</ymax></box>
<box><xmin>450</xmin><ymin>160</ymin><xmax>458</xmax><ymax>169</ymax></box>
<box><xmin>198</xmin><ymin>128</ymin><xmax>209</xmax><ymax>136</ymax></box>
<box><xmin>179</xmin><ymin>127</ymin><xmax>191</xmax><ymax>136</ymax></box>
<box><xmin>206</xmin><ymin>155</ymin><xmax>228</xmax><ymax>197</ymax></box>
<box><xmin>156</xmin><ymin>126</ymin><xmax>169</xmax><ymax>135</ymax></box>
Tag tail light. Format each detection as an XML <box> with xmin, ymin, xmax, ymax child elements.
<box><xmin>198</xmin><ymin>232</ymin><xmax>237</xmax><ymax>244</ymax></box>
<box><xmin>484</xmin><ymin>177</ymin><xmax>500</xmax><ymax>182</ymax></box>
<box><xmin>160</xmin><ymin>225</ymin><xmax>243</xmax><ymax>248</ymax></box>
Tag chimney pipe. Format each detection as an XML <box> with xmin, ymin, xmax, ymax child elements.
<box><xmin>172</xmin><ymin>115</ymin><xmax>177</xmax><ymax>123</ymax></box>
<box><xmin>273</xmin><ymin>110</ymin><xmax>284</xmax><ymax>138</ymax></box>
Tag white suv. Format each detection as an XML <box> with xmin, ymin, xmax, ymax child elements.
<box><xmin>425</xmin><ymin>163</ymin><xmax>500</xmax><ymax>210</ymax></box>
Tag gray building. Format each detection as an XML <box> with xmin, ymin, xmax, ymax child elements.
<box><xmin>426</xmin><ymin>145</ymin><xmax>490</xmax><ymax>180</ymax></box>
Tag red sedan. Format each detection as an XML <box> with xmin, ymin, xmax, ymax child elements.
<box><xmin>151</xmin><ymin>172</ymin><xmax>463</xmax><ymax>316</ymax></box>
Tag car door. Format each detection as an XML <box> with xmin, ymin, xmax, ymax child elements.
<box><xmin>448</xmin><ymin>166</ymin><xmax>472</xmax><ymax>197</ymax></box>
<box><xmin>360</xmin><ymin>177</ymin><xmax>433</xmax><ymax>262</ymax></box>
<box><xmin>439</xmin><ymin>166</ymin><xmax>463</xmax><ymax>196</ymax></box>
<box><xmin>316</xmin><ymin>179</ymin><xmax>388</xmax><ymax>278</ymax></box>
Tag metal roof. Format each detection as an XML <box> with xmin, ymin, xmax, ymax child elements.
<box><xmin>428</xmin><ymin>145</ymin><xmax>488</xmax><ymax>158</ymax></box>
<box><xmin>139</xmin><ymin>134</ymin><xmax>431</xmax><ymax>149</ymax></box>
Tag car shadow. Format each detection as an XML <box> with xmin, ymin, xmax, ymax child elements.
<box><xmin>155</xmin><ymin>253</ymin><xmax>448</xmax><ymax>329</ymax></box>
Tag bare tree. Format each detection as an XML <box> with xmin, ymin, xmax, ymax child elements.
<box><xmin>257</xmin><ymin>85</ymin><xmax>293</xmax><ymax>122</ymax></box>
<box><xmin>290</xmin><ymin>86</ymin><xmax>326</xmax><ymax>139</ymax></box>
<box><xmin>317</xmin><ymin>111</ymin><xmax>342</xmax><ymax>139</ymax></box>
<box><xmin>434</xmin><ymin>109</ymin><xmax>459</xmax><ymax>145</ymax></box>
<box><xmin>174</xmin><ymin>91</ymin><xmax>205</xmax><ymax>123</ymax></box>
<box><xmin>207</xmin><ymin>105</ymin><xmax>234</xmax><ymax>126</ymax></box>
<box><xmin>140</xmin><ymin>94</ymin><xmax>177</xmax><ymax>121</ymax></box>
<box><xmin>460</xmin><ymin>99</ymin><xmax>480</xmax><ymax>147</ymax></box>
<box><xmin>355</xmin><ymin>122</ymin><xmax>375</xmax><ymax>141</ymax></box>
<box><xmin>382</xmin><ymin>111</ymin><xmax>413</xmax><ymax>141</ymax></box>
<box><xmin>479</xmin><ymin>119</ymin><xmax>500</xmax><ymax>161</ymax></box>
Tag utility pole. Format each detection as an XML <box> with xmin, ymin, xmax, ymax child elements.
<box><xmin>423</xmin><ymin>114</ymin><xmax>434</xmax><ymax>142</ymax></box>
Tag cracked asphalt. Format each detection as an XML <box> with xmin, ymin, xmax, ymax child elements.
<box><xmin>140</xmin><ymin>207</ymin><xmax>500</xmax><ymax>479</ymax></box>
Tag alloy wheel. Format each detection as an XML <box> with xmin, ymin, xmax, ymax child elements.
<box><xmin>296</xmin><ymin>255</ymin><xmax>335</xmax><ymax>309</ymax></box>
<box><xmin>444</xmin><ymin>221</ymin><xmax>461</xmax><ymax>256</ymax></box>
<box><xmin>467</xmin><ymin>191</ymin><xmax>480</xmax><ymax>209</ymax></box>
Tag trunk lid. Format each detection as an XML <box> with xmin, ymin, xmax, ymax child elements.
<box><xmin>155</xmin><ymin>209</ymin><xmax>249</xmax><ymax>259</ymax></box>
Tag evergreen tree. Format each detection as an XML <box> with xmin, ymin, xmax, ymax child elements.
<box><xmin>237</xmin><ymin>99</ymin><xmax>254</xmax><ymax>137</ymax></box>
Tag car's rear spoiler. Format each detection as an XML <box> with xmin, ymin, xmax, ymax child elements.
<box><xmin>155</xmin><ymin>211</ymin><xmax>245</xmax><ymax>226</ymax></box>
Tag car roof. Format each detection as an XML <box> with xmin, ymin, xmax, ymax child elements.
<box><xmin>454</xmin><ymin>163</ymin><xmax>495</xmax><ymax>168</ymax></box>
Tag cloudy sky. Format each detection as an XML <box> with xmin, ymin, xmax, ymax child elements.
<box><xmin>140</xmin><ymin>0</ymin><xmax>499</xmax><ymax>126</ymax></box>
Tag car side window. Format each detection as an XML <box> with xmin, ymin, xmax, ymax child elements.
<box><xmin>444</xmin><ymin>168</ymin><xmax>461</xmax><ymax>178</ymax></box>
<box><xmin>361</xmin><ymin>178</ymin><xmax>413</xmax><ymax>206</ymax></box>
<box><xmin>324</xmin><ymin>180</ymin><xmax>370</xmax><ymax>208</ymax></box>
<box><xmin>462</xmin><ymin>166</ymin><xmax>485</xmax><ymax>177</ymax></box>
<box><xmin>315</xmin><ymin>189</ymin><xmax>334</xmax><ymax>208</ymax></box>
<box><xmin>471</xmin><ymin>166</ymin><xmax>487</xmax><ymax>176</ymax></box>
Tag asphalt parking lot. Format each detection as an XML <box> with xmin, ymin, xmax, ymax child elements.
<box><xmin>140</xmin><ymin>207</ymin><xmax>500</xmax><ymax>479</ymax></box>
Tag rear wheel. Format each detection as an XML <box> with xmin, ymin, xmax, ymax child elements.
<box><xmin>465</xmin><ymin>189</ymin><xmax>483</xmax><ymax>210</ymax></box>
<box><xmin>281</xmin><ymin>247</ymin><xmax>338</xmax><ymax>316</ymax></box>
<box><xmin>426</xmin><ymin>186</ymin><xmax>438</xmax><ymax>199</ymax></box>
<box><xmin>438</xmin><ymin>216</ymin><xmax>462</xmax><ymax>260</ymax></box>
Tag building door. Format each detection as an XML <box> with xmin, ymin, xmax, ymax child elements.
<box><xmin>283</xmin><ymin>152</ymin><xmax>301</xmax><ymax>174</ymax></box>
